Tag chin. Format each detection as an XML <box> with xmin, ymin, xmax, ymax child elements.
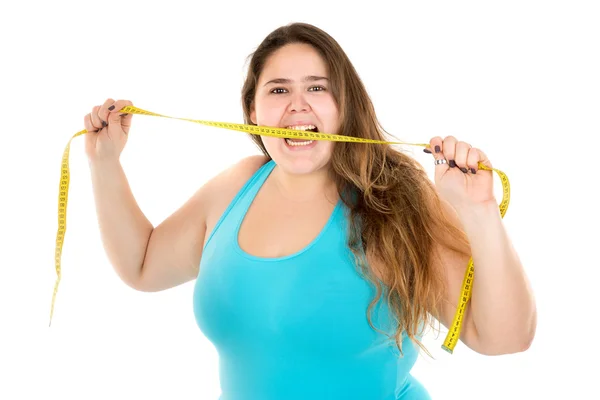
<box><xmin>286</xmin><ymin>160</ymin><xmax>327</xmax><ymax>175</ymax></box>
<box><xmin>264</xmin><ymin>138</ymin><xmax>333</xmax><ymax>174</ymax></box>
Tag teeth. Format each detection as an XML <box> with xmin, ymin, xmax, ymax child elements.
<box><xmin>285</xmin><ymin>139</ymin><xmax>314</xmax><ymax>146</ymax></box>
<box><xmin>283</xmin><ymin>125</ymin><xmax>317</xmax><ymax>146</ymax></box>
<box><xmin>285</xmin><ymin>125</ymin><xmax>317</xmax><ymax>131</ymax></box>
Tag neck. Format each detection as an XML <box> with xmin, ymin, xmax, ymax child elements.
<box><xmin>271</xmin><ymin>164</ymin><xmax>337</xmax><ymax>203</ymax></box>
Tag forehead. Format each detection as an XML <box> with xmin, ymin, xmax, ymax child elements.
<box><xmin>259</xmin><ymin>43</ymin><xmax>328</xmax><ymax>82</ymax></box>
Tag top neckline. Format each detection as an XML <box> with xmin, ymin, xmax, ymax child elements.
<box><xmin>233</xmin><ymin>160</ymin><xmax>342</xmax><ymax>262</ymax></box>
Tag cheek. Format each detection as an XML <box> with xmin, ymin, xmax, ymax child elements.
<box><xmin>256</xmin><ymin>98</ymin><xmax>285</xmax><ymax>121</ymax></box>
<box><xmin>261</xmin><ymin>136</ymin><xmax>281</xmax><ymax>153</ymax></box>
<box><xmin>323</xmin><ymin>141</ymin><xmax>335</xmax><ymax>155</ymax></box>
<box><xmin>316</xmin><ymin>99</ymin><xmax>340</xmax><ymax>131</ymax></box>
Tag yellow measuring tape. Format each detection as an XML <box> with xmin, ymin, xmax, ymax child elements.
<box><xmin>50</xmin><ymin>105</ymin><xmax>510</xmax><ymax>354</ymax></box>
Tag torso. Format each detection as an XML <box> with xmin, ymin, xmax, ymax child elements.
<box><xmin>193</xmin><ymin>157</ymin><xmax>429</xmax><ymax>399</ymax></box>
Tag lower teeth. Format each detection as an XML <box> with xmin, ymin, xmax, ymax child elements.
<box><xmin>285</xmin><ymin>139</ymin><xmax>314</xmax><ymax>147</ymax></box>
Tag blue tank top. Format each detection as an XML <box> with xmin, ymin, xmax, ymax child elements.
<box><xmin>193</xmin><ymin>159</ymin><xmax>431</xmax><ymax>400</ymax></box>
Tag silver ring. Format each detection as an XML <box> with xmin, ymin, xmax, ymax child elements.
<box><xmin>434</xmin><ymin>159</ymin><xmax>447</xmax><ymax>165</ymax></box>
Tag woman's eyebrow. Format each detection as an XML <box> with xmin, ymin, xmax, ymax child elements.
<box><xmin>263</xmin><ymin>76</ymin><xmax>329</xmax><ymax>87</ymax></box>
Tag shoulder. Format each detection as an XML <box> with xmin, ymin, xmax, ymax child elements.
<box><xmin>227</xmin><ymin>154</ymin><xmax>270</xmax><ymax>179</ymax></box>
<box><xmin>203</xmin><ymin>154</ymin><xmax>270</xmax><ymax>220</ymax></box>
<box><xmin>207</xmin><ymin>154</ymin><xmax>270</xmax><ymax>194</ymax></box>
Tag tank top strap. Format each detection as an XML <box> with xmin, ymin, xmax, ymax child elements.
<box><xmin>231</xmin><ymin>158</ymin><xmax>276</xmax><ymax>219</ymax></box>
<box><xmin>203</xmin><ymin>159</ymin><xmax>276</xmax><ymax>250</ymax></box>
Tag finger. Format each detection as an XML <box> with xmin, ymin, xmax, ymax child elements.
<box><xmin>468</xmin><ymin>148</ymin><xmax>492</xmax><ymax>173</ymax></box>
<box><xmin>441</xmin><ymin>135</ymin><xmax>458</xmax><ymax>169</ymax></box>
<box><xmin>119</xmin><ymin>100</ymin><xmax>134</xmax><ymax>131</ymax></box>
<box><xmin>454</xmin><ymin>141</ymin><xmax>472</xmax><ymax>173</ymax></box>
<box><xmin>107</xmin><ymin>99</ymin><xmax>134</xmax><ymax>133</ymax></box>
<box><xmin>429</xmin><ymin>136</ymin><xmax>449</xmax><ymax>169</ymax></box>
<box><xmin>107</xmin><ymin>99</ymin><xmax>132</xmax><ymax>116</ymax></box>
<box><xmin>84</xmin><ymin>113</ymin><xmax>98</xmax><ymax>133</ymax></box>
<box><xmin>97</xmin><ymin>98</ymin><xmax>115</xmax><ymax>128</ymax></box>
<box><xmin>423</xmin><ymin>136</ymin><xmax>441</xmax><ymax>155</ymax></box>
<box><xmin>107</xmin><ymin>99</ymin><xmax>132</xmax><ymax>122</ymax></box>
<box><xmin>90</xmin><ymin>106</ymin><xmax>104</xmax><ymax>130</ymax></box>
<box><xmin>466</xmin><ymin>147</ymin><xmax>480</xmax><ymax>174</ymax></box>
<box><xmin>428</xmin><ymin>136</ymin><xmax>444</xmax><ymax>158</ymax></box>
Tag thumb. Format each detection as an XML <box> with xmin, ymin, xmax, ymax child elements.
<box><xmin>107</xmin><ymin>110</ymin><xmax>123</xmax><ymax>126</ymax></box>
<box><xmin>106</xmin><ymin>111</ymin><xmax>125</xmax><ymax>139</ymax></box>
<box><xmin>107</xmin><ymin>99</ymin><xmax>133</xmax><ymax>136</ymax></box>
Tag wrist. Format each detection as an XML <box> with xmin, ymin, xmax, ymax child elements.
<box><xmin>88</xmin><ymin>157</ymin><xmax>122</xmax><ymax>175</ymax></box>
<box><xmin>88</xmin><ymin>157</ymin><xmax>121</xmax><ymax>169</ymax></box>
<box><xmin>453</xmin><ymin>199</ymin><xmax>500</xmax><ymax>223</ymax></box>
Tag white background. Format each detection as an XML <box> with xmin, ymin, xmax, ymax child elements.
<box><xmin>1</xmin><ymin>1</ymin><xmax>598</xmax><ymax>399</ymax></box>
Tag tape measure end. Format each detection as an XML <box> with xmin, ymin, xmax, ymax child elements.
<box><xmin>441</xmin><ymin>345</ymin><xmax>453</xmax><ymax>354</ymax></box>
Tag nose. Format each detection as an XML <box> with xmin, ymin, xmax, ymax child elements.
<box><xmin>288</xmin><ymin>91</ymin><xmax>311</xmax><ymax>113</ymax></box>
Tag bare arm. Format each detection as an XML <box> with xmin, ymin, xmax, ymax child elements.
<box><xmin>438</xmin><ymin>199</ymin><xmax>537</xmax><ymax>355</ymax></box>
<box><xmin>89</xmin><ymin>159</ymin><xmax>154</xmax><ymax>289</ymax></box>
<box><xmin>135</xmin><ymin>175</ymin><xmax>209</xmax><ymax>293</ymax></box>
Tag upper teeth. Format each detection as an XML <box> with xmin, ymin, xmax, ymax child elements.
<box><xmin>285</xmin><ymin>125</ymin><xmax>316</xmax><ymax>131</ymax></box>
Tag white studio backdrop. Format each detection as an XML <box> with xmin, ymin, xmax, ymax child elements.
<box><xmin>1</xmin><ymin>1</ymin><xmax>598</xmax><ymax>399</ymax></box>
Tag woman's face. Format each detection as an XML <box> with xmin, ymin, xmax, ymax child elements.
<box><xmin>251</xmin><ymin>43</ymin><xmax>340</xmax><ymax>175</ymax></box>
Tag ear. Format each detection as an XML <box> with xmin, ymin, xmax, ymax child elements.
<box><xmin>250</xmin><ymin>108</ymin><xmax>257</xmax><ymax>125</ymax></box>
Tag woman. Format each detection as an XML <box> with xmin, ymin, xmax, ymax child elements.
<box><xmin>84</xmin><ymin>23</ymin><xmax>536</xmax><ymax>400</ymax></box>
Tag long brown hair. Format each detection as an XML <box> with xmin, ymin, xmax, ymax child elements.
<box><xmin>241</xmin><ymin>22</ymin><xmax>471</xmax><ymax>356</ymax></box>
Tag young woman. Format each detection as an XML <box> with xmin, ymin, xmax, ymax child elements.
<box><xmin>84</xmin><ymin>22</ymin><xmax>536</xmax><ymax>400</ymax></box>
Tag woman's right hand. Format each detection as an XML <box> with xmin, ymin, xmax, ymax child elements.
<box><xmin>84</xmin><ymin>98</ymin><xmax>134</xmax><ymax>163</ymax></box>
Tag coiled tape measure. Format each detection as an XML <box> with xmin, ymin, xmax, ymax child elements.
<box><xmin>50</xmin><ymin>105</ymin><xmax>510</xmax><ymax>354</ymax></box>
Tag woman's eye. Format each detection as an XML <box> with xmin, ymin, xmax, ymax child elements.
<box><xmin>270</xmin><ymin>86</ymin><xmax>326</xmax><ymax>94</ymax></box>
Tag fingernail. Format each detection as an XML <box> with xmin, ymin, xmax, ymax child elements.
<box><xmin>435</xmin><ymin>145</ymin><xmax>441</xmax><ymax>153</ymax></box>
<box><xmin>449</xmin><ymin>160</ymin><xmax>456</xmax><ymax>168</ymax></box>
<box><xmin>423</xmin><ymin>148</ymin><xmax>432</xmax><ymax>154</ymax></box>
<box><xmin>108</xmin><ymin>105</ymin><xmax>115</xmax><ymax>111</ymax></box>
<box><xmin>119</xmin><ymin>113</ymin><xmax>128</xmax><ymax>117</ymax></box>
<box><xmin>470</xmin><ymin>168</ymin><xmax>477</xmax><ymax>174</ymax></box>
<box><xmin>460</xmin><ymin>167</ymin><xmax>468</xmax><ymax>173</ymax></box>
<box><xmin>102</xmin><ymin>120</ymin><xmax>108</xmax><ymax>128</ymax></box>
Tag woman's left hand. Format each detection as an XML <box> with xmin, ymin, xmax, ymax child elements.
<box><xmin>425</xmin><ymin>135</ymin><xmax>496</xmax><ymax>210</ymax></box>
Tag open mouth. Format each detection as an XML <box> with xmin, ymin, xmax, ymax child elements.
<box><xmin>284</xmin><ymin>125</ymin><xmax>319</xmax><ymax>147</ymax></box>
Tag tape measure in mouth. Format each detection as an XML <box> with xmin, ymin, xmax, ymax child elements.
<box><xmin>50</xmin><ymin>105</ymin><xmax>510</xmax><ymax>354</ymax></box>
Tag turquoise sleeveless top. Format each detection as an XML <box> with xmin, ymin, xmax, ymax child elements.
<box><xmin>193</xmin><ymin>159</ymin><xmax>431</xmax><ymax>400</ymax></box>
